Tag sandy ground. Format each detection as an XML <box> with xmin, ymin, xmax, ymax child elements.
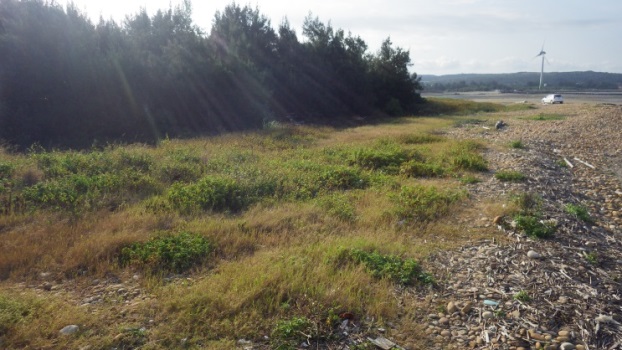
<box><xmin>422</xmin><ymin>91</ymin><xmax>622</xmax><ymax>105</ymax></box>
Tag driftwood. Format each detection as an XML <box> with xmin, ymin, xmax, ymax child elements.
<box><xmin>563</xmin><ymin>157</ymin><xmax>574</xmax><ymax>168</ymax></box>
<box><xmin>573</xmin><ymin>157</ymin><xmax>596</xmax><ymax>169</ymax></box>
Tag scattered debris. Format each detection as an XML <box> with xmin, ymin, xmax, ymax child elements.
<box><xmin>573</xmin><ymin>157</ymin><xmax>596</xmax><ymax>169</ymax></box>
<box><xmin>563</xmin><ymin>157</ymin><xmax>574</xmax><ymax>168</ymax></box>
<box><xmin>368</xmin><ymin>336</ymin><xmax>399</xmax><ymax>350</ymax></box>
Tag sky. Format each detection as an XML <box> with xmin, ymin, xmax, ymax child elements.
<box><xmin>59</xmin><ymin>0</ymin><xmax>622</xmax><ymax>75</ymax></box>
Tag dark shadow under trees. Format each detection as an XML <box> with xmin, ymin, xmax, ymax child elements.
<box><xmin>0</xmin><ymin>0</ymin><xmax>423</xmax><ymax>149</ymax></box>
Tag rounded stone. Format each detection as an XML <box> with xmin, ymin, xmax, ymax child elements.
<box><xmin>527</xmin><ymin>250</ymin><xmax>542</xmax><ymax>259</ymax></box>
<box><xmin>461</xmin><ymin>301</ymin><xmax>473</xmax><ymax>314</ymax></box>
<box><xmin>560</xmin><ymin>343</ymin><xmax>575</xmax><ymax>350</ymax></box>
<box><xmin>447</xmin><ymin>301</ymin><xmax>458</xmax><ymax>314</ymax></box>
<box><xmin>482</xmin><ymin>311</ymin><xmax>494</xmax><ymax>319</ymax></box>
<box><xmin>60</xmin><ymin>325</ymin><xmax>79</xmax><ymax>335</ymax></box>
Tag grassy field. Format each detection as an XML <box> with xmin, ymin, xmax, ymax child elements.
<box><xmin>0</xmin><ymin>99</ymin><xmax>534</xmax><ymax>349</ymax></box>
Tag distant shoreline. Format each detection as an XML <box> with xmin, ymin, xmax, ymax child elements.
<box><xmin>422</xmin><ymin>91</ymin><xmax>622</xmax><ymax>104</ymax></box>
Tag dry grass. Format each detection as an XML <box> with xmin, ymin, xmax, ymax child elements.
<box><xmin>0</xmin><ymin>99</ymin><xmax>536</xmax><ymax>348</ymax></box>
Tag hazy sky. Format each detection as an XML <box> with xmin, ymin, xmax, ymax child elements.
<box><xmin>60</xmin><ymin>0</ymin><xmax>622</xmax><ymax>75</ymax></box>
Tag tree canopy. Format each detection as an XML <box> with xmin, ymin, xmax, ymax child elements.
<box><xmin>0</xmin><ymin>0</ymin><xmax>423</xmax><ymax>149</ymax></box>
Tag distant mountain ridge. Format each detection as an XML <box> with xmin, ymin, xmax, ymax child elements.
<box><xmin>420</xmin><ymin>71</ymin><xmax>622</xmax><ymax>92</ymax></box>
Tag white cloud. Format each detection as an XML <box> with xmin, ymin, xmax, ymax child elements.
<box><xmin>58</xmin><ymin>0</ymin><xmax>622</xmax><ymax>74</ymax></box>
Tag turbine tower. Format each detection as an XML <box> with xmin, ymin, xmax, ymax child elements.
<box><xmin>535</xmin><ymin>43</ymin><xmax>546</xmax><ymax>90</ymax></box>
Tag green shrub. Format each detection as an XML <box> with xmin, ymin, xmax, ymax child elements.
<box><xmin>513</xmin><ymin>291</ymin><xmax>531</xmax><ymax>302</ymax></box>
<box><xmin>445</xmin><ymin>141</ymin><xmax>487</xmax><ymax>171</ymax></box>
<box><xmin>317</xmin><ymin>193</ymin><xmax>356</xmax><ymax>221</ymax></box>
<box><xmin>0</xmin><ymin>162</ymin><xmax>15</xmax><ymax>179</ymax></box>
<box><xmin>509</xmin><ymin>140</ymin><xmax>524</xmax><ymax>149</ymax></box>
<box><xmin>507</xmin><ymin>192</ymin><xmax>555</xmax><ymax>238</ymax></box>
<box><xmin>272</xmin><ymin>317</ymin><xmax>315</xmax><ymax>349</ymax></box>
<box><xmin>514</xmin><ymin>214</ymin><xmax>555</xmax><ymax>239</ymax></box>
<box><xmin>0</xmin><ymin>294</ymin><xmax>33</xmax><ymax>336</ymax></box>
<box><xmin>317</xmin><ymin>166</ymin><xmax>367</xmax><ymax>191</ymax></box>
<box><xmin>158</xmin><ymin>162</ymin><xmax>203</xmax><ymax>183</ymax></box>
<box><xmin>116</xmin><ymin>150</ymin><xmax>154</xmax><ymax>172</ymax></box>
<box><xmin>166</xmin><ymin>148</ymin><xmax>203</xmax><ymax>164</ymax></box>
<box><xmin>22</xmin><ymin>170</ymin><xmax>157</xmax><ymax>212</ymax></box>
<box><xmin>120</xmin><ymin>172</ymin><xmax>161</xmax><ymax>197</ymax></box>
<box><xmin>349</xmin><ymin>146</ymin><xmax>409</xmax><ymax>171</ymax></box>
<box><xmin>340</xmin><ymin>248</ymin><xmax>433</xmax><ymax>286</ymax></box>
<box><xmin>400</xmin><ymin>160</ymin><xmax>445</xmax><ymax>178</ymax></box>
<box><xmin>392</xmin><ymin>185</ymin><xmax>465</xmax><ymax>222</ymax></box>
<box><xmin>23</xmin><ymin>173</ymin><xmax>121</xmax><ymax>211</ymax></box>
<box><xmin>584</xmin><ymin>251</ymin><xmax>598</xmax><ymax>265</ymax></box>
<box><xmin>167</xmin><ymin>176</ymin><xmax>251</xmax><ymax>213</ymax></box>
<box><xmin>495</xmin><ymin>170</ymin><xmax>526</xmax><ymax>182</ymax></box>
<box><xmin>120</xmin><ymin>232</ymin><xmax>211</xmax><ymax>273</ymax></box>
<box><xmin>34</xmin><ymin>151</ymin><xmax>115</xmax><ymax>178</ymax></box>
<box><xmin>564</xmin><ymin>203</ymin><xmax>594</xmax><ymax>223</ymax></box>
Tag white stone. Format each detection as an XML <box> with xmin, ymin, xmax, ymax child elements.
<box><xmin>59</xmin><ymin>325</ymin><xmax>79</xmax><ymax>335</ymax></box>
<box><xmin>527</xmin><ymin>250</ymin><xmax>542</xmax><ymax>259</ymax></box>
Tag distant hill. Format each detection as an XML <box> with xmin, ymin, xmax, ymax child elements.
<box><xmin>420</xmin><ymin>71</ymin><xmax>622</xmax><ymax>92</ymax></box>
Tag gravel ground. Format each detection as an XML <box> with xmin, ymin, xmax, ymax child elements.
<box><xmin>420</xmin><ymin>102</ymin><xmax>622</xmax><ymax>350</ymax></box>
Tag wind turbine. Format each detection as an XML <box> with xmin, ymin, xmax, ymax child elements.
<box><xmin>535</xmin><ymin>43</ymin><xmax>547</xmax><ymax>90</ymax></box>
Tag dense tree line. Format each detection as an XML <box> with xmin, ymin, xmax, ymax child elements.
<box><xmin>0</xmin><ymin>0</ymin><xmax>423</xmax><ymax>149</ymax></box>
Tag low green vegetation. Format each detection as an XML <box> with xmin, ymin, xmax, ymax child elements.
<box><xmin>495</xmin><ymin>170</ymin><xmax>526</xmax><ymax>182</ymax></box>
<box><xmin>513</xmin><ymin>290</ymin><xmax>531</xmax><ymax>302</ymax></box>
<box><xmin>120</xmin><ymin>232</ymin><xmax>211</xmax><ymax>273</ymax></box>
<box><xmin>514</xmin><ymin>214</ymin><xmax>556</xmax><ymax>238</ymax></box>
<box><xmin>509</xmin><ymin>192</ymin><xmax>556</xmax><ymax>239</ymax></box>
<box><xmin>564</xmin><ymin>203</ymin><xmax>594</xmax><ymax>223</ymax></box>
<box><xmin>0</xmin><ymin>293</ymin><xmax>33</xmax><ymax>336</ymax></box>
<box><xmin>509</xmin><ymin>140</ymin><xmax>524</xmax><ymax>149</ymax></box>
<box><xmin>317</xmin><ymin>193</ymin><xmax>357</xmax><ymax>222</ymax></box>
<box><xmin>271</xmin><ymin>317</ymin><xmax>316</xmax><ymax>349</ymax></box>
<box><xmin>339</xmin><ymin>248</ymin><xmax>433</xmax><ymax>286</ymax></box>
<box><xmin>584</xmin><ymin>251</ymin><xmax>598</xmax><ymax>265</ymax></box>
<box><xmin>392</xmin><ymin>184</ymin><xmax>466</xmax><ymax>223</ymax></box>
